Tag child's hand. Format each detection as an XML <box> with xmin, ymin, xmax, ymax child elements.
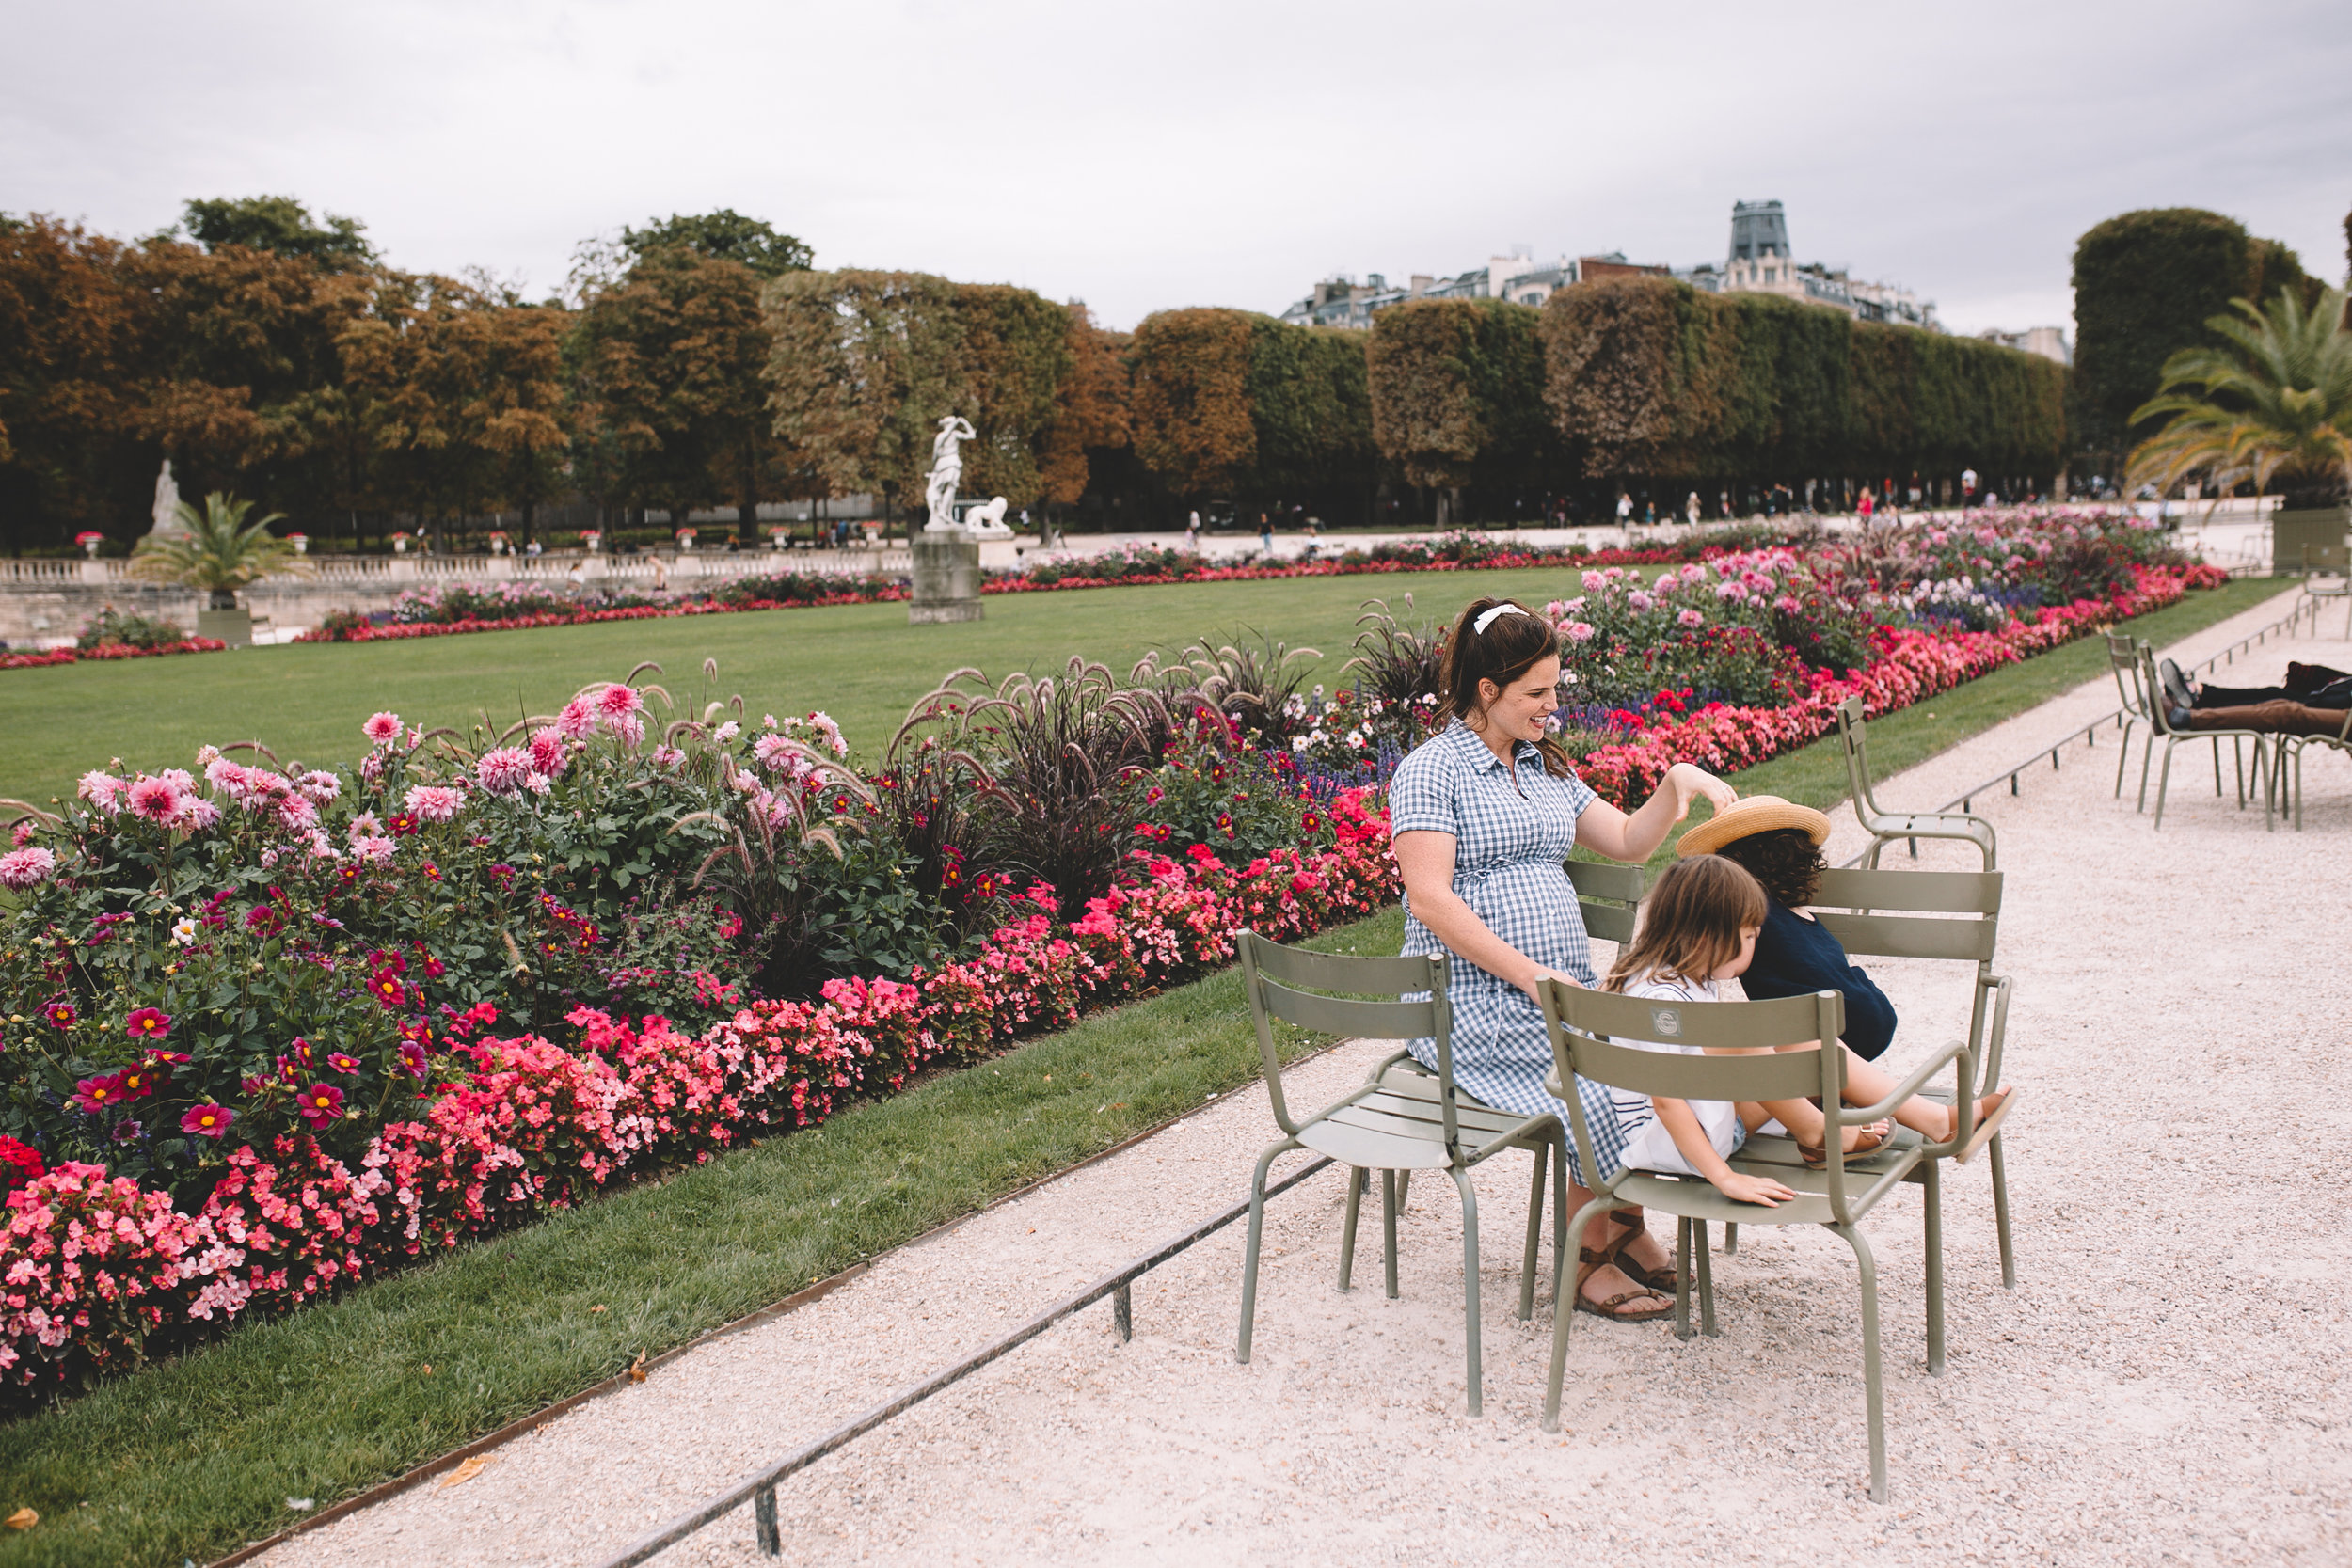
<box><xmin>1713</xmin><ymin>1170</ymin><xmax>1798</xmax><ymax>1208</ymax></box>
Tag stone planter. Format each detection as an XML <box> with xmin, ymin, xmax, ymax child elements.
<box><xmin>908</xmin><ymin>532</ymin><xmax>982</xmax><ymax>625</ymax></box>
<box><xmin>2273</xmin><ymin>506</ymin><xmax>2349</xmax><ymax>575</ymax></box>
<box><xmin>197</xmin><ymin>607</ymin><xmax>253</xmax><ymax>648</ymax></box>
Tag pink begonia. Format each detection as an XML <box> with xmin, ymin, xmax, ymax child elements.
<box><xmin>298</xmin><ymin>770</ymin><xmax>341</xmax><ymax>803</ymax></box>
<box><xmin>127</xmin><ymin>775</ymin><xmax>182</xmax><ymax>823</ymax></box>
<box><xmin>556</xmin><ymin>697</ymin><xmax>599</xmax><ymax>738</ymax></box>
<box><xmin>363</xmin><ymin>711</ymin><xmax>403</xmax><ymax>745</ymax></box>
<box><xmin>0</xmin><ymin>846</ymin><xmax>56</xmax><ymax>890</ymax></box>
<box><xmin>77</xmin><ymin>770</ymin><xmax>125</xmax><ymax>814</ymax></box>
<box><xmin>596</xmin><ymin>682</ymin><xmax>643</xmax><ymax>719</ymax></box>
<box><xmin>527</xmin><ymin>726</ymin><xmax>568</xmax><ymax>776</ymax></box>
<box><xmin>607</xmin><ymin>712</ymin><xmax>645</xmax><ymax>752</ymax></box>
<box><xmin>403</xmin><ymin>785</ymin><xmax>463</xmax><ymax>823</ymax></box>
<box><xmin>1677</xmin><ymin>609</ymin><xmax>1705</xmax><ymax>627</ymax></box>
<box><xmin>353</xmin><ymin>834</ymin><xmax>396</xmax><ymax>863</ymax></box>
<box><xmin>474</xmin><ymin>748</ymin><xmax>532</xmax><ymax>795</ymax></box>
<box><xmin>1563</xmin><ymin>621</ymin><xmax>1595</xmax><ymax>642</ymax></box>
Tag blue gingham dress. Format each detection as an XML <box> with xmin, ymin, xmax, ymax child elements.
<box><xmin>1389</xmin><ymin>721</ymin><xmax>1627</xmax><ymax>1184</ymax></box>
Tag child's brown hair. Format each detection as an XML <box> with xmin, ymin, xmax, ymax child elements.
<box><xmin>1602</xmin><ymin>855</ymin><xmax>1769</xmax><ymax>992</ymax></box>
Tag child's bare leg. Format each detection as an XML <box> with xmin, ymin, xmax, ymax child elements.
<box><xmin>1745</xmin><ymin>1097</ymin><xmax>1888</xmax><ymax>1150</ymax></box>
<box><xmin>1833</xmin><ymin>1046</ymin><xmax>2002</xmax><ymax>1138</ymax></box>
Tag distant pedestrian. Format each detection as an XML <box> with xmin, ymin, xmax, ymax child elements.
<box><xmin>1643</xmin><ymin>500</ymin><xmax>1656</xmax><ymax>526</ymax></box>
<box><xmin>1962</xmin><ymin>467</ymin><xmax>1978</xmax><ymax>510</ymax></box>
<box><xmin>1686</xmin><ymin>492</ymin><xmax>1701</xmax><ymax>527</ymax></box>
<box><xmin>1616</xmin><ymin>492</ymin><xmax>1633</xmax><ymax>526</ymax></box>
<box><xmin>1259</xmin><ymin>514</ymin><xmax>1273</xmax><ymax>554</ymax></box>
<box><xmin>1184</xmin><ymin>513</ymin><xmax>1200</xmax><ymax>553</ymax></box>
<box><xmin>1857</xmin><ymin>488</ymin><xmax>1875</xmax><ymax>527</ymax></box>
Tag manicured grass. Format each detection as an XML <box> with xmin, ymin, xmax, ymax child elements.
<box><xmin>0</xmin><ymin>906</ymin><xmax>1405</xmax><ymax>1568</ymax></box>
<box><xmin>0</xmin><ymin>568</ymin><xmax>1584</xmax><ymax>809</ymax></box>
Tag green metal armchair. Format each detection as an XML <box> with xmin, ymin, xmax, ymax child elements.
<box><xmin>1836</xmin><ymin>694</ymin><xmax>1996</xmax><ymax>867</ymax></box>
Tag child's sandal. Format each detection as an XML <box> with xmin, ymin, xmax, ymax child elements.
<box><xmin>1798</xmin><ymin>1125</ymin><xmax>1892</xmax><ymax>1168</ymax></box>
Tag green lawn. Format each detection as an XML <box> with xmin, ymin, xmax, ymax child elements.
<box><xmin>0</xmin><ymin>569</ymin><xmax>1575</xmax><ymax>808</ymax></box>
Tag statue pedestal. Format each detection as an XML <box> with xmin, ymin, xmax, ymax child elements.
<box><xmin>909</xmin><ymin>532</ymin><xmax>983</xmax><ymax>625</ymax></box>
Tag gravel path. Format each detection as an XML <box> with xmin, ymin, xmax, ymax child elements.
<box><xmin>264</xmin><ymin>586</ymin><xmax>2351</xmax><ymax>1567</ymax></box>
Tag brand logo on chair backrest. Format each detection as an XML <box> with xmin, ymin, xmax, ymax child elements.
<box><xmin>1651</xmin><ymin>1007</ymin><xmax>1681</xmax><ymax>1037</ymax></box>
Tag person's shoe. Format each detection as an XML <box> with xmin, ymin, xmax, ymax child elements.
<box><xmin>2167</xmin><ymin>700</ymin><xmax>2195</xmax><ymax>729</ymax></box>
<box><xmin>2158</xmin><ymin>658</ymin><xmax>2195</xmax><ymax>717</ymax></box>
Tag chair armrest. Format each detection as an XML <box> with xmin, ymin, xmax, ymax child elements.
<box><xmin>1365</xmin><ymin>1046</ymin><xmax>1422</xmax><ymax>1084</ymax></box>
<box><xmin>1837</xmin><ymin>1036</ymin><xmax>1973</xmax><ymax>1131</ymax></box>
<box><xmin>1979</xmin><ymin>974</ymin><xmax>2012</xmax><ymax>1090</ymax></box>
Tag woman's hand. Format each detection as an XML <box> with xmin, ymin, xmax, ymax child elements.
<box><xmin>1665</xmin><ymin>762</ymin><xmax>1738</xmax><ymax>821</ymax></box>
<box><xmin>1516</xmin><ymin>966</ymin><xmax>1584</xmax><ymax>1006</ymax></box>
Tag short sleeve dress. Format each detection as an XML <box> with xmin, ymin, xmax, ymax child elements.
<box><xmin>1388</xmin><ymin>721</ymin><xmax>1628</xmax><ymax>1183</ymax></box>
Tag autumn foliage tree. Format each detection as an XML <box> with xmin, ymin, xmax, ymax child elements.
<box><xmin>1369</xmin><ymin>298</ymin><xmax>1555</xmax><ymax>496</ymax></box>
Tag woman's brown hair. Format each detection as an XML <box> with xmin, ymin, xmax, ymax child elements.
<box><xmin>1603</xmin><ymin>855</ymin><xmax>1769</xmax><ymax>992</ymax></box>
<box><xmin>1711</xmin><ymin>826</ymin><xmax>1825</xmax><ymax>908</ymax></box>
<box><xmin>1441</xmin><ymin>596</ymin><xmax>1576</xmax><ymax>779</ymax></box>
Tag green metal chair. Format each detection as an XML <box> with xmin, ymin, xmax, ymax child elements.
<box><xmin>1835</xmin><ymin>694</ymin><xmax>1996</xmax><ymax>867</ymax></box>
<box><xmin>1234</xmin><ymin>931</ymin><xmax>1565</xmax><ymax>1417</ymax></box>
<box><xmin>1536</xmin><ymin>981</ymin><xmax>1971</xmax><ymax>1502</ymax></box>
<box><xmin>2138</xmin><ymin>646</ymin><xmax>2274</xmax><ymax>830</ymax></box>
<box><xmin>1726</xmin><ymin>867</ymin><xmax>2015</xmax><ymax>1293</ymax></box>
<box><xmin>2299</xmin><ymin>541</ymin><xmax>2350</xmax><ymax>638</ymax></box>
<box><xmin>2106</xmin><ymin>631</ymin><xmax>2157</xmax><ymax>802</ymax></box>
<box><xmin>2278</xmin><ymin>701</ymin><xmax>2352</xmax><ymax>830</ymax></box>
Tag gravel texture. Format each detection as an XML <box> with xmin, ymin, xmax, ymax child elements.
<box><xmin>263</xmin><ymin>585</ymin><xmax>2350</xmax><ymax>1567</ymax></box>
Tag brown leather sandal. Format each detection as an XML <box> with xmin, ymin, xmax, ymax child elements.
<box><xmin>1572</xmin><ymin>1211</ymin><xmax>1672</xmax><ymax>1322</ymax></box>
<box><xmin>1606</xmin><ymin>1207</ymin><xmax>1681</xmax><ymax>1293</ymax></box>
<box><xmin>1799</xmin><ymin>1122</ymin><xmax>1893</xmax><ymax>1168</ymax></box>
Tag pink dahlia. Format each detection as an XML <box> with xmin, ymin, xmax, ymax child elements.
<box><xmin>607</xmin><ymin>711</ymin><xmax>644</xmax><ymax>752</ymax></box>
<box><xmin>204</xmin><ymin>756</ymin><xmax>248</xmax><ymax>794</ymax></box>
<box><xmin>528</xmin><ymin>726</ymin><xmax>569</xmax><ymax>775</ymax></box>
<box><xmin>181</xmin><ymin>1102</ymin><xmax>235</xmax><ymax>1138</ymax></box>
<box><xmin>363</xmin><ymin>711</ymin><xmax>404</xmax><ymax>745</ymax></box>
<box><xmin>556</xmin><ymin>697</ymin><xmax>600</xmax><ymax>738</ymax></box>
<box><xmin>0</xmin><ymin>846</ymin><xmax>56</xmax><ymax>890</ymax></box>
<box><xmin>298</xmin><ymin>770</ymin><xmax>342</xmax><ymax>802</ymax></box>
<box><xmin>1563</xmin><ymin>621</ymin><xmax>1596</xmax><ymax>643</ymax></box>
<box><xmin>169</xmin><ymin>796</ymin><xmax>222</xmax><ymax>832</ymax></box>
<box><xmin>1677</xmin><ymin>609</ymin><xmax>1705</xmax><ymax>628</ymax></box>
<box><xmin>125</xmin><ymin>1006</ymin><xmax>172</xmax><ymax>1039</ymax></box>
<box><xmin>474</xmin><ymin>748</ymin><xmax>532</xmax><ymax>795</ymax></box>
<box><xmin>403</xmin><ymin>784</ymin><xmax>463</xmax><ymax>823</ymax></box>
<box><xmin>277</xmin><ymin>795</ymin><xmax>320</xmax><ymax>831</ymax></box>
<box><xmin>295</xmin><ymin>1082</ymin><xmax>345</xmax><ymax>1126</ymax></box>
<box><xmin>596</xmin><ymin>682</ymin><xmax>644</xmax><ymax>719</ymax></box>
<box><xmin>77</xmin><ymin>770</ymin><xmax>125</xmax><ymax>814</ymax></box>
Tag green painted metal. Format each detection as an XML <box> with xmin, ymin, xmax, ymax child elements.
<box><xmin>1836</xmin><ymin>693</ymin><xmax>1998</xmax><ymax>868</ymax></box>
<box><xmin>2136</xmin><ymin>644</ymin><xmax>2276</xmax><ymax>831</ymax></box>
<box><xmin>1233</xmin><ymin>930</ymin><xmax>1565</xmax><ymax>1417</ymax></box>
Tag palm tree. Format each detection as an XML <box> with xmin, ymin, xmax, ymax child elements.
<box><xmin>126</xmin><ymin>492</ymin><xmax>313</xmax><ymax>609</ymax></box>
<box><xmin>2127</xmin><ymin>286</ymin><xmax>2352</xmax><ymax>510</ymax></box>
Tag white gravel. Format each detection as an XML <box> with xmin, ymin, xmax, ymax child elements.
<box><xmin>262</xmin><ymin>585</ymin><xmax>2352</xmax><ymax>1567</ymax></box>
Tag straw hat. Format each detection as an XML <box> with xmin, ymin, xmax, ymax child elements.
<box><xmin>1674</xmin><ymin>794</ymin><xmax>1832</xmax><ymax>858</ymax></box>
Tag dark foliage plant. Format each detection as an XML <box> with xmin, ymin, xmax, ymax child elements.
<box><xmin>1343</xmin><ymin>594</ymin><xmax>1448</xmax><ymax>711</ymax></box>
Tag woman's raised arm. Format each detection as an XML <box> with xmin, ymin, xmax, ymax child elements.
<box><xmin>1573</xmin><ymin>762</ymin><xmax>1739</xmax><ymax>863</ymax></box>
<box><xmin>1394</xmin><ymin>830</ymin><xmax>1582</xmax><ymax>1002</ymax></box>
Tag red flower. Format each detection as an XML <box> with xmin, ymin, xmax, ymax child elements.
<box><xmin>115</xmin><ymin>1064</ymin><xmax>161</xmax><ymax>1099</ymax></box>
<box><xmin>181</xmin><ymin>1102</ymin><xmax>235</xmax><ymax>1138</ymax></box>
<box><xmin>72</xmin><ymin>1072</ymin><xmax>126</xmax><ymax>1113</ymax></box>
<box><xmin>125</xmin><ymin>1006</ymin><xmax>172</xmax><ymax>1039</ymax></box>
<box><xmin>295</xmin><ymin>1083</ymin><xmax>345</xmax><ymax>1126</ymax></box>
<box><xmin>326</xmin><ymin>1052</ymin><xmax>361</xmax><ymax>1073</ymax></box>
<box><xmin>0</xmin><ymin>1134</ymin><xmax>42</xmax><ymax>1191</ymax></box>
<box><xmin>715</xmin><ymin>910</ymin><xmax>744</xmax><ymax>940</ymax></box>
<box><xmin>367</xmin><ymin>969</ymin><xmax>406</xmax><ymax>1006</ymax></box>
<box><xmin>44</xmin><ymin>1001</ymin><xmax>74</xmax><ymax>1029</ymax></box>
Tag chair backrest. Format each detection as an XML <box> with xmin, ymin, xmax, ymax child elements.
<box><xmin>2138</xmin><ymin>646</ymin><xmax>2185</xmax><ymax>736</ymax></box>
<box><xmin>1235</xmin><ymin>930</ymin><xmax>1451</xmax><ymax>1142</ymax></box>
<box><xmin>1835</xmin><ymin>695</ymin><xmax>1882</xmax><ymax>816</ymax></box>
<box><xmin>1567</xmin><ymin>858</ymin><xmax>1645</xmax><ymax>943</ymax></box>
<box><xmin>2106</xmin><ymin>632</ymin><xmax>2152</xmax><ymax>721</ymax></box>
<box><xmin>1538</xmin><ymin>980</ymin><xmax>1875</xmax><ymax>1220</ymax></box>
<box><xmin>1810</xmin><ymin>865</ymin><xmax>2006</xmax><ymax>1086</ymax></box>
<box><xmin>2305</xmin><ymin>541</ymin><xmax>2350</xmax><ymax>577</ymax></box>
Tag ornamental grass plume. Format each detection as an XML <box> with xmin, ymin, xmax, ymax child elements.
<box><xmin>126</xmin><ymin>493</ymin><xmax>313</xmax><ymax>609</ymax></box>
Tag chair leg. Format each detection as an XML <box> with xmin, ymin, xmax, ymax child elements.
<box><xmin>1921</xmin><ymin>1159</ymin><xmax>1945</xmax><ymax>1376</ymax></box>
<box><xmin>1518</xmin><ymin>1144</ymin><xmax>1546</xmax><ymax>1322</ymax></box>
<box><xmin>2113</xmin><ymin>719</ymin><xmax>2137</xmax><ymax>798</ymax></box>
<box><xmin>1549</xmin><ymin>1135</ymin><xmax>1570</xmax><ymax>1305</ymax></box>
<box><xmin>1693</xmin><ymin>1219</ymin><xmax>1719</xmax><ymax>1338</ymax></box>
<box><xmin>1863</xmin><ymin>837</ymin><xmax>1883</xmax><ymax>870</ymax></box>
<box><xmin>2137</xmin><ymin>727</ymin><xmax>2157</xmax><ymax>812</ymax></box>
<box><xmin>1672</xmin><ymin>1217</ymin><xmax>1693</xmax><ymax>1341</ymax></box>
<box><xmin>1381</xmin><ymin>1169</ymin><xmax>1400</xmax><ymax>1300</ymax></box>
<box><xmin>1838</xmin><ymin>1223</ymin><xmax>1889</xmax><ymax>1503</ymax></box>
<box><xmin>2153</xmin><ymin>739</ymin><xmax>2176</xmax><ymax>830</ymax></box>
<box><xmin>1989</xmin><ymin>1133</ymin><xmax>2016</xmax><ymax>1289</ymax></box>
<box><xmin>1396</xmin><ymin>1169</ymin><xmax>1412</xmax><ymax>1211</ymax></box>
<box><xmin>1236</xmin><ymin>1143</ymin><xmax>1284</xmax><ymax>1363</ymax></box>
<box><xmin>1337</xmin><ymin>1165</ymin><xmax>1365</xmax><ymax>1292</ymax></box>
<box><xmin>1450</xmin><ymin>1165</ymin><xmax>1483</xmax><ymax>1418</ymax></box>
<box><xmin>1723</xmin><ymin>1222</ymin><xmax>1739</xmax><ymax>1255</ymax></box>
<box><xmin>1544</xmin><ymin>1196</ymin><xmax>1613</xmax><ymax>1432</ymax></box>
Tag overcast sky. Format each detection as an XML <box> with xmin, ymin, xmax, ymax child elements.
<box><xmin>7</xmin><ymin>0</ymin><xmax>2348</xmax><ymax>338</ymax></box>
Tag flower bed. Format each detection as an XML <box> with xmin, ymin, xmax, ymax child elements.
<box><xmin>1</xmin><ymin>638</ymin><xmax>227</xmax><ymax>671</ymax></box>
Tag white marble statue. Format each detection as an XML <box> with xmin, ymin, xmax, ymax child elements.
<box><xmin>150</xmin><ymin>458</ymin><xmax>188</xmax><ymax>538</ymax></box>
<box><xmin>922</xmin><ymin>416</ymin><xmax>977</xmax><ymax>532</ymax></box>
<box><xmin>961</xmin><ymin>495</ymin><xmax>1014</xmax><ymax>539</ymax></box>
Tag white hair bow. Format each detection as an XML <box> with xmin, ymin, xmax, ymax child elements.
<box><xmin>1472</xmin><ymin>602</ymin><xmax>1528</xmax><ymax>635</ymax></box>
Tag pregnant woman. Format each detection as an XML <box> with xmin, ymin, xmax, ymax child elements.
<box><xmin>1389</xmin><ymin>597</ymin><xmax>1738</xmax><ymax>1323</ymax></box>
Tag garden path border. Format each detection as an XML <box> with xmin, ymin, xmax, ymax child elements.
<box><xmin>202</xmin><ymin>1039</ymin><xmax>1351</xmax><ymax>1568</ymax></box>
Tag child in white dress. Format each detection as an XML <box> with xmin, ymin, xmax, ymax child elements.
<box><xmin>1601</xmin><ymin>856</ymin><xmax>1891</xmax><ymax>1207</ymax></box>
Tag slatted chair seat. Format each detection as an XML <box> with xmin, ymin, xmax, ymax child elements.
<box><xmin>1234</xmin><ymin>932</ymin><xmax>1565</xmax><ymax>1418</ymax></box>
